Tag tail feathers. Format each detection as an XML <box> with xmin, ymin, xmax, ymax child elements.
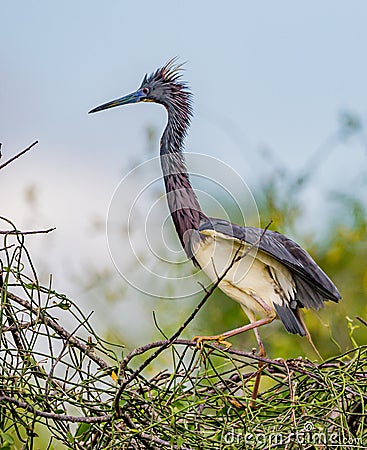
<box><xmin>274</xmin><ymin>303</ymin><xmax>306</xmax><ymax>336</ymax></box>
<box><xmin>274</xmin><ymin>303</ymin><xmax>322</xmax><ymax>359</ymax></box>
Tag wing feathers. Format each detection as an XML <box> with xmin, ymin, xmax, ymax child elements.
<box><xmin>198</xmin><ymin>218</ymin><xmax>341</xmax><ymax>309</ymax></box>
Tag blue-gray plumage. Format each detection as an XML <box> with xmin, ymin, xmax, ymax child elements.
<box><xmin>89</xmin><ymin>59</ymin><xmax>341</xmax><ymax>354</ymax></box>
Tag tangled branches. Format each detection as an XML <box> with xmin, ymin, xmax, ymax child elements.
<box><xmin>0</xmin><ymin>143</ymin><xmax>366</xmax><ymax>449</ymax></box>
<box><xmin>0</xmin><ymin>218</ymin><xmax>366</xmax><ymax>449</ymax></box>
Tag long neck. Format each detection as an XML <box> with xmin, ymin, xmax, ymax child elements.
<box><xmin>160</xmin><ymin>106</ymin><xmax>206</xmax><ymax>257</ymax></box>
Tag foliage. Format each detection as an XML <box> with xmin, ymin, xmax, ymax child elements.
<box><xmin>0</xmin><ymin>221</ymin><xmax>366</xmax><ymax>448</ymax></box>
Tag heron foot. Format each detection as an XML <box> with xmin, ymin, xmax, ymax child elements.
<box><xmin>192</xmin><ymin>335</ymin><xmax>232</xmax><ymax>349</ymax></box>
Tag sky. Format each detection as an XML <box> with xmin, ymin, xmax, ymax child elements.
<box><xmin>1</xmin><ymin>1</ymin><xmax>367</xmax><ymax>339</ymax></box>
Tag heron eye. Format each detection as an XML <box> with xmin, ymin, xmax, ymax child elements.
<box><xmin>142</xmin><ymin>88</ymin><xmax>149</xmax><ymax>95</ymax></box>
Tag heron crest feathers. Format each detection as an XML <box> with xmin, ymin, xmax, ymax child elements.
<box><xmin>145</xmin><ymin>57</ymin><xmax>187</xmax><ymax>85</ymax></box>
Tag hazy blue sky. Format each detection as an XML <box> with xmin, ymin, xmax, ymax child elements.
<box><xmin>2</xmin><ymin>2</ymin><xmax>366</xmax><ymax>171</ymax></box>
<box><xmin>1</xmin><ymin>2</ymin><xmax>366</xmax><ymax>337</ymax></box>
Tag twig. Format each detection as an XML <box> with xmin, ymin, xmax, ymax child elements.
<box><xmin>7</xmin><ymin>291</ymin><xmax>111</xmax><ymax>372</ymax></box>
<box><xmin>44</xmin><ymin>310</ymin><xmax>94</xmax><ymax>401</ymax></box>
<box><xmin>356</xmin><ymin>316</ymin><xmax>367</xmax><ymax>327</ymax></box>
<box><xmin>121</xmin><ymin>411</ymin><xmax>193</xmax><ymax>450</ymax></box>
<box><xmin>0</xmin><ymin>320</ymin><xmax>38</xmax><ymax>332</ymax></box>
<box><xmin>0</xmin><ymin>394</ymin><xmax>112</xmax><ymax>423</ymax></box>
<box><xmin>121</xmin><ymin>338</ymin><xmax>302</xmax><ymax>369</ymax></box>
<box><xmin>0</xmin><ymin>228</ymin><xmax>56</xmax><ymax>235</ymax></box>
<box><xmin>0</xmin><ymin>141</ymin><xmax>38</xmax><ymax>171</ymax></box>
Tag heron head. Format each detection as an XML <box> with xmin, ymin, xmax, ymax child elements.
<box><xmin>88</xmin><ymin>58</ymin><xmax>191</xmax><ymax>114</ymax></box>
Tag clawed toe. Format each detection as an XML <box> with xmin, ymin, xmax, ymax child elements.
<box><xmin>192</xmin><ymin>335</ymin><xmax>232</xmax><ymax>349</ymax></box>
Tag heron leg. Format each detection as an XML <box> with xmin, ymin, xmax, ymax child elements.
<box><xmin>250</xmin><ymin>326</ymin><xmax>266</xmax><ymax>408</ymax></box>
<box><xmin>192</xmin><ymin>316</ymin><xmax>275</xmax><ymax>348</ymax></box>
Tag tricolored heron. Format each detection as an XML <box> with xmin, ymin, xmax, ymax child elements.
<box><xmin>89</xmin><ymin>59</ymin><xmax>341</xmax><ymax>361</ymax></box>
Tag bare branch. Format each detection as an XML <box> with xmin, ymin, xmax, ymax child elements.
<box><xmin>7</xmin><ymin>291</ymin><xmax>111</xmax><ymax>372</ymax></box>
<box><xmin>0</xmin><ymin>141</ymin><xmax>38</xmax><ymax>171</ymax></box>
<box><xmin>0</xmin><ymin>395</ymin><xmax>112</xmax><ymax>423</ymax></box>
<box><xmin>0</xmin><ymin>227</ymin><xmax>56</xmax><ymax>235</ymax></box>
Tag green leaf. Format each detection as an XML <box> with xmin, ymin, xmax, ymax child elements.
<box><xmin>1</xmin><ymin>434</ymin><xmax>14</xmax><ymax>445</ymax></box>
<box><xmin>75</xmin><ymin>423</ymin><xmax>91</xmax><ymax>437</ymax></box>
<box><xmin>57</xmin><ymin>300</ymin><xmax>71</xmax><ymax>310</ymax></box>
<box><xmin>66</xmin><ymin>431</ymin><xmax>74</xmax><ymax>444</ymax></box>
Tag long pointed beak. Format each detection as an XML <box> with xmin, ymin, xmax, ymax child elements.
<box><xmin>88</xmin><ymin>89</ymin><xmax>145</xmax><ymax>114</ymax></box>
